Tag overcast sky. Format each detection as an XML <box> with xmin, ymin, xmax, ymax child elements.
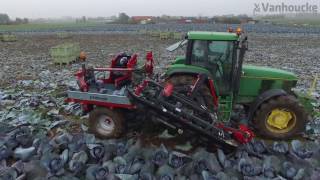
<box><xmin>1</xmin><ymin>0</ymin><xmax>319</xmax><ymax>19</ymax></box>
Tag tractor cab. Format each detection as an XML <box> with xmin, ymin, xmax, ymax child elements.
<box><xmin>167</xmin><ymin>30</ymin><xmax>248</xmax><ymax>97</ymax></box>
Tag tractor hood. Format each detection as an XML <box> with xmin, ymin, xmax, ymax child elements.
<box><xmin>242</xmin><ymin>65</ymin><xmax>298</xmax><ymax>80</ymax></box>
<box><xmin>168</xmin><ymin>60</ymin><xmax>298</xmax><ymax>80</ymax></box>
<box><xmin>237</xmin><ymin>65</ymin><xmax>298</xmax><ymax>102</ymax></box>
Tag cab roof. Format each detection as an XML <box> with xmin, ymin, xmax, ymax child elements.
<box><xmin>187</xmin><ymin>31</ymin><xmax>239</xmax><ymax>41</ymax></box>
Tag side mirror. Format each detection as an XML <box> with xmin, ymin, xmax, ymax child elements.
<box><xmin>237</xmin><ymin>42</ymin><xmax>248</xmax><ymax>50</ymax></box>
<box><xmin>244</xmin><ymin>41</ymin><xmax>249</xmax><ymax>50</ymax></box>
<box><xmin>238</xmin><ymin>35</ymin><xmax>248</xmax><ymax>50</ymax></box>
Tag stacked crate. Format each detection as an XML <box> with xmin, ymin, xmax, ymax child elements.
<box><xmin>57</xmin><ymin>32</ymin><xmax>72</xmax><ymax>39</ymax></box>
<box><xmin>50</xmin><ymin>43</ymin><xmax>80</xmax><ymax>65</ymax></box>
<box><xmin>139</xmin><ymin>29</ymin><xmax>147</xmax><ymax>35</ymax></box>
<box><xmin>150</xmin><ymin>31</ymin><xmax>160</xmax><ymax>37</ymax></box>
<box><xmin>1</xmin><ymin>34</ymin><xmax>17</xmax><ymax>42</ymax></box>
<box><xmin>160</xmin><ymin>32</ymin><xmax>171</xmax><ymax>40</ymax></box>
<box><xmin>173</xmin><ymin>32</ymin><xmax>183</xmax><ymax>40</ymax></box>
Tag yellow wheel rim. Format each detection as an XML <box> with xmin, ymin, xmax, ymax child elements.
<box><xmin>266</xmin><ymin>109</ymin><xmax>296</xmax><ymax>133</ymax></box>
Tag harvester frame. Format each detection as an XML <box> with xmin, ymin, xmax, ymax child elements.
<box><xmin>66</xmin><ymin>51</ymin><xmax>254</xmax><ymax>150</ymax></box>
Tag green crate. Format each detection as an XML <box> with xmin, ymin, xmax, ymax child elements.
<box><xmin>50</xmin><ymin>43</ymin><xmax>80</xmax><ymax>65</ymax></box>
<box><xmin>173</xmin><ymin>32</ymin><xmax>183</xmax><ymax>40</ymax></box>
<box><xmin>1</xmin><ymin>34</ymin><xmax>17</xmax><ymax>42</ymax></box>
<box><xmin>54</xmin><ymin>55</ymin><xmax>77</xmax><ymax>64</ymax></box>
<box><xmin>160</xmin><ymin>32</ymin><xmax>170</xmax><ymax>40</ymax></box>
<box><xmin>57</xmin><ymin>32</ymin><xmax>72</xmax><ymax>39</ymax></box>
<box><xmin>150</xmin><ymin>31</ymin><xmax>160</xmax><ymax>37</ymax></box>
<box><xmin>139</xmin><ymin>29</ymin><xmax>147</xmax><ymax>35</ymax></box>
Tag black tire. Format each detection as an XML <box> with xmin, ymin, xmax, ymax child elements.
<box><xmin>166</xmin><ymin>75</ymin><xmax>215</xmax><ymax>112</ymax></box>
<box><xmin>253</xmin><ymin>95</ymin><xmax>307</xmax><ymax>139</ymax></box>
<box><xmin>89</xmin><ymin>108</ymin><xmax>124</xmax><ymax>138</ymax></box>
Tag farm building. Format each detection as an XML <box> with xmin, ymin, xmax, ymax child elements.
<box><xmin>131</xmin><ymin>16</ymin><xmax>154</xmax><ymax>24</ymax></box>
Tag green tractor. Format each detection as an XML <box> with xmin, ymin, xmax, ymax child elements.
<box><xmin>164</xmin><ymin>31</ymin><xmax>308</xmax><ymax>139</ymax></box>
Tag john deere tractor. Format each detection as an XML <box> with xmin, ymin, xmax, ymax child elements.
<box><xmin>68</xmin><ymin>30</ymin><xmax>309</xmax><ymax>147</ymax></box>
<box><xmin>164</xmin><ymin>30</ymin><xmax>307</xmax><ymax>139</ymax></box>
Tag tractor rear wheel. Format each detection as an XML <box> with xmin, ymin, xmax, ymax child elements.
<box><xmin>253</xmin><ymin>95</ymin><xmax>307</xmax><ymax>139</ymax></box>
<box><xmin>89</xmin><ymin>108</ymin><xmax>124</xmax><ymax>138</ymax></box>
<box><xmin>166</xmin><ymin>75</ymin><xmax>215</xmax><ymax>113</ymax></box>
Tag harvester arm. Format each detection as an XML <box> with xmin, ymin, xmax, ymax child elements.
<box><xmin>128</xmin><ymin>79</ymin><xmax>254</xmax><ymax>150</ymax></box>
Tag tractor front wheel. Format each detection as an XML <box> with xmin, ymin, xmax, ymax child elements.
<box><xmin>89</xmin><ymin>108</ymin><xmax>124</xmax><ymax>138</ymax></box>
<box><xmin>254</xmin><ymin>95</ymin><xmax>307</xmax><ymax>139</ymax></box>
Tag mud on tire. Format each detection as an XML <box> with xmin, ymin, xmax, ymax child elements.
<box><xmin>253</xmin><ymin>95</ymin><xmax>307</xmax><ymax>139</ymax></box>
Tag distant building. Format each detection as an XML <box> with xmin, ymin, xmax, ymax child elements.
<box><xmin>131</xmin><ymin>16</ymin><xmax>154</xmax><ymax>24</ymax></box>
<box><xmin>177</xmin><ymin>18</ymin><xmax>209</xmax><ymax>24</ymax></box>
<box><xmin>247</xmin><ymin>20</ymin><xmax>258</xmax><ymax>24</ymax></box>
<box><xmin>178</xmin><ymin>19</ymin><xmax>193</xmax><ymax>23</ymax></box>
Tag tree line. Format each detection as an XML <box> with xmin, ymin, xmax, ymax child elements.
<box><xmin>0</xmin><ymin>13</ymin><xmax>29</xmax><ymax>25</ymax></box>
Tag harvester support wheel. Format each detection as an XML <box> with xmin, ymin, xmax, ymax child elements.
<box><xmin>89</xmin><ymin>107</ymin><xmax>124</xmax><ymax>138</ymax></box>
<box><xmin>254</xmin><ymin>95</ymin><xmax>307</xmax><ymax>139</ymax></box>
<box><xmin>166</xmin><ymin>75</ymin><xmax>215</xmax><ymax>113</ymax></box>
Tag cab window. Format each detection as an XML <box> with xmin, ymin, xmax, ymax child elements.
<box><xmin>208</xmin><ymin>41</ymin><xmax>234</xmax><ymax>93</ymax></box>
<box><xmin>191</xmin><ymin>40</ymin><xmax>207</xmax><ymax>65</ymax></box>
<box><xmin>190</xmin><ymin>40</ymin><xmax>234</xmax><ymax>94</ymax></box>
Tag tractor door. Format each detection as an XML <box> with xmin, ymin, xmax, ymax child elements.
<box><xmin>188</xmin><ymin>40</ymin><xmax>235</xmax><ymax>95</ymax></box>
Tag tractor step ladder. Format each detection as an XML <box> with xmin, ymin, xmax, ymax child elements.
<box><xmin>218</xmin><ymin>96</ymin><xmax>233</xmax><ymax>122</ymax></box>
